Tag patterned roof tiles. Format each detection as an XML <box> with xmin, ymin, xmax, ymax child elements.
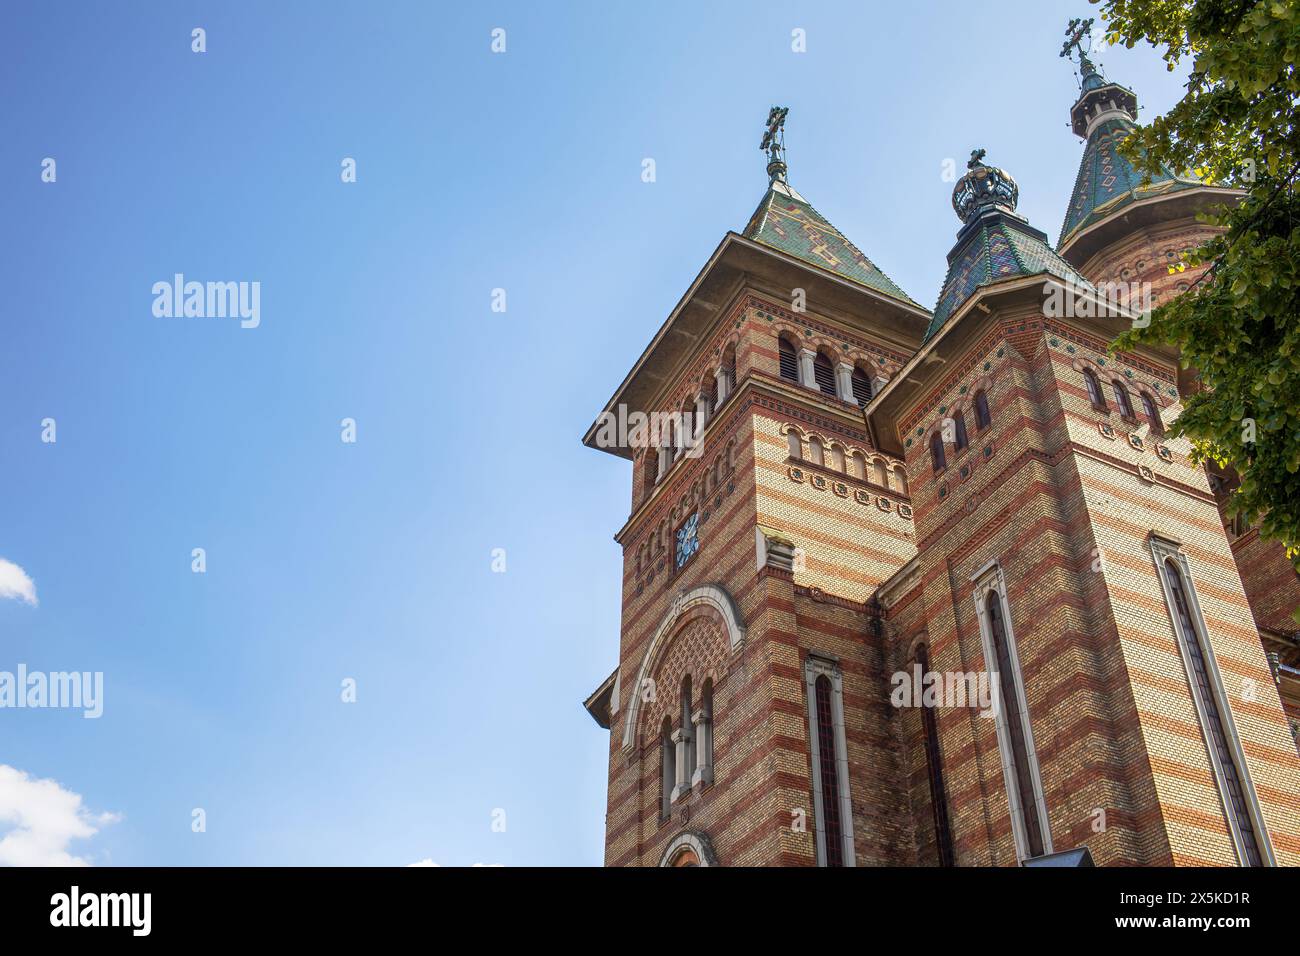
<box><xmin>743</xmin><ymin>181</ymin><xmax>921</xmax><ymax>308</ymax></box>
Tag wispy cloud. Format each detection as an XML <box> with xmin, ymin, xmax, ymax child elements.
<box><xmin>0</xmin><ymin>559</ymin><xmax>37</xmax><ymax>606</ymax></box>
<box><xmin>0</xmin><ymin>765</ymin><xmax>119</xmax><ymax>866</ymax></box>
<box><xmin>407</xmin><ymin>858</ymin><xmax>440</xmax><ymax>867</ymax></box>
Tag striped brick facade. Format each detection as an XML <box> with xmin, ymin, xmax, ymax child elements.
<box><xmin>584</xmin><ymin>180</ymin><xmax>1300</xmax><ymax>869</ymax></box>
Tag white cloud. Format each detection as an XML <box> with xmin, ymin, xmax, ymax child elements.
<box><xmin>407</xmin><ymin>858</ymin><xmax>440</xmax><ymax>867</ymax></box>
<box><xmin>0</xmin><ymin>765</ymin><xmax>119</xmax><ymax>866</ymax></box>
<box><xmin>0</xmin><ymin>559</ymin><xmax>37</xmax><ymax>606</ymax></box>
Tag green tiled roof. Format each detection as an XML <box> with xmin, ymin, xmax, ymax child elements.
<box><xmin>925</xmin><ymin>211</ymin><xmax>1094</xmax><ymax>343</ymax></box>
<box><xmin>1059</xmin><ymin>113</ymin><xmax>1199</xmax><ymax>249</ymax></box>
<box><xmin>743</xmin><ymin>181</ymin><xmax>921</xmax><ymax>308</ymax></box>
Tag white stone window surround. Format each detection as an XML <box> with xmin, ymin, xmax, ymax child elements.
<box><xmin>1148</xmin><ymin>534</ymin><xmax>1276</xmax><ymax>866</ymax></box>
<box><xmin>970</xmin><ymin>560</ymin><xmax>1054</xmax><ymax>863</ymax></box>
<box><xmin>803</xmin><ymin>653</ymin><xmax>856</xmax><ymax>867</ymax></box>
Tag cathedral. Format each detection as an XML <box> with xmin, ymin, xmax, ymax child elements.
<box><xmin>581</xmin><ymin>26</ymin><xmax>1300</xmax><ymax>867</ymax></box>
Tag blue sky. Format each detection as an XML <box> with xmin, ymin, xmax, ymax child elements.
<box><xmin>0</xmin><ymin>1</ymin><xmax>1189</xmax><ymax>866</ymax></box>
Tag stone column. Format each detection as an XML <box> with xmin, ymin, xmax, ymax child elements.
<box><xmin>836</xmin><ymin>362</ymin><xmax>855</xmax><ymax>403</ymax></box>
<box><xmin>798</xmin><ymin>348</ymin><xmax>817</xmax><ymax>389</ymax></box>
<box><xmin>671</xmin><ymin>728</ymin><xmax>692</xmax><ymax>802</ymax></box>
<box><xmin>691</xmin><ymin>708</ymin><xmax>713</xmax><ymax>788</ymax></box>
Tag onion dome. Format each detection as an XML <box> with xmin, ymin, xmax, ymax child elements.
<box><xmin>952</xmin><ymin>149</ymin><xmax>1020</xmax><ymax>223</ymax></box>
<box><xmin>924</xmin><ymin>149</ymin><xmax>1094</xmax><ymax>342</ymax></box>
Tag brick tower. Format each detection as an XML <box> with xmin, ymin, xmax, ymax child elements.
<box><xmin>582</xmin><ymin>44</ymin><xmax>1300</xmax><ymax>866</ymax></box>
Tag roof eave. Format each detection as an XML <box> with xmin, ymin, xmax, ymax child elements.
<box><xmin>582</xmin><ymin>233</ymin><xmax>932</xmax><ymax>459</ymax></box>
<box><xmin>1058</xmin><ymin>184</ymin><xmax>1242</xmax><ymax>266</ymax></box>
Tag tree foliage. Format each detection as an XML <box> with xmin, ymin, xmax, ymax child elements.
<box><xmin>1104</xmin><ymin>0</ymin><xmax>1300</xmax><ymax>575</ymax></box>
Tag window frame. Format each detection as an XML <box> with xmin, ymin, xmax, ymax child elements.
<box><xmin>1149</xmin><ymin>535</ymin><xmax>1274</xmax><ymax>866</ymax></box>
<box><xmin>971</xmin><ymin>562</ymin><xmax>1052</xmax><ymax>862</ymax></box>
<box><xmin>803</xmin><ymin>654</ymin><xmax>856</xmax><ymax>867</ymax></box>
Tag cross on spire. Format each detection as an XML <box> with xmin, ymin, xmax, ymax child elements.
<box><xmin>1059</xmin><ymin>16</ymin><xmax>1097</xmax><ymax>75</ymax></box>
<box><xmin>760</xmin><ymin>106</ymin><xmax>789</xmax><ymax>183</ymax></box>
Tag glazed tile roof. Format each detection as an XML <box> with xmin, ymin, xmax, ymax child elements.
<box><xmin>743</xmin><ymin>181</ymin><xmax>922</xmax><ymax>308</ymax></box>
<box><xmin>1059</xmin><ymin>115</ymin><xmax>1199</xmax><ymax>249</ymax></box>
<box><xmin>924</xmin><ymin>212</ymin><xmax>1094</xmax><ymax>342</ymax></box>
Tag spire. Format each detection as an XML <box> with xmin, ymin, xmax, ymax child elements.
<box><xmin>924</xmin><ymin>149</ymin><xmax>1093</xmax><ymax>342</ymax></box>
<box><xmin>1057</xmin><ymin>17</ymin><xmax>1198</xmax><ymax>251</ymax></box>
<box><xmin>742</xmin><ymin>107</ymin><xmax>920</xmax><ymax>307</ymax></box>
<box><xmin>760</xmin><ymin>106</ymin><xmax>790</xmax><ymax>185</ymax></box>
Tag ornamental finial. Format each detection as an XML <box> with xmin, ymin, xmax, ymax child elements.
<box><xmin>760</xmin><ymin>106</ymin><xmax>789</xmax><ymax>184</ymax></box>
<box><xmin>952</xmin><ymin>150</ymin><xmax>1019</xmax><ymax>224</ymax></box>
<box><xmin>1060</xmin><ymin>17</ymin><xmax>1099</xmax><ymax>80</ymax></box>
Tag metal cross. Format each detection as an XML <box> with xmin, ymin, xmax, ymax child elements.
<box><xmin>760</xmin><ymin>106</ymin><xmax>789</xmax><ymax>164</ymax></box>
<box><xmin>1060</xmin><ymin>16</ymin><xmax>1094</xmax><ymax>63</ymax></box>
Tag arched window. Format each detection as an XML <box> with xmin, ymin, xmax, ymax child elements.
<box><xmin>809</xmin><ymin>436</ymin><xmax>825</xmax><ymax>467</ymax></box>
<box><xmin>1142</xmin><ymin>392</ymin><xmax>1163</xmax><ymax>434</ymax></box>
<box><xmin>986</xmin><ymin>592</ymin><xmax>1046</xmax><ymax>858</ymax></box>
<box><xmin>891</xmin><ymin>465</ymin><xmax>908</xmax><ymax>495</ymax></box>
<box><xmin>814</xmin><ymin>674</ymin><xmax>844</xmax><ymax>866</ymax></box>
<box><xmin>694</xmin><ymin>678</ymin><xmax>714</xmax><ymax>787</ymax></box>
<box><xmin>1161</xmin><ymin>558</ymin><xmax>1263</xmax><ymax>865</ymax></box>
<box><xmin>787</xmin><ymin>430</ymin><xmax>802</xmax><ymax>459</ymax></box>
<box><xmin>778</xmin><ymin>336</ymin><xmax>799</xmax><ymax>383</ymax></box>
<box><xmin>1112</xmin><ymin>381</ymin><xmax>1135</xmax><ymax>419</ymax></box>
<box><xmin>830</xmin><ymin>444</ymin><xmax>845</xmax><ymax>472</ymax></box>
<box><xmin>813</xmin><ymin>352</ymin><xmax>837</xmax><ymax>396</ymax></box>
<box><xmin>660</xmin><ymin>717</ymin><xmax>675</xmax><ymax>819</ymax></box>
<box><xmin>721</xmin><ymin>346</ymin><xmax>737</xmax><ymax>403</ymax></box>
<box><xmin>1083</xmin><ymin>369</ymin><xmax>1106</xmax><ymax>409</ymax></box>
<box><xmin>851</xmin><ymin>365</ymin><xmax>873</xmax><ymax>407</ymax></box>
<box><xmin>974</xmin><ymin>389</ymin><xmax>991</xmax><ymax>430</ymax></box>
<box><xmin>953</xmin><ymin>411</ymin><xmax>969</xmax><ymax>451</ymax></box>
<box><xmin>852</xmin><ymin>451</ymin><xmax>867</xmax><ymax>480</ymax></box>
<box><xmin>930</xmin><ymin>432</ymin><xmax>946</xmax><ymax>472</ymax></box>
<box><xmin>872</xmin><ymin>459</ymin><xmax>888</xmax><ymax>487</ymax></box>
<box><xmin>914</xmin><ymin>643</ymin><xmax>954</xmax><ymax>866</ymax></box>
<box><xmin>680</xmin><ymin>676</ymin><xmax>696</xmax><ymax>784</ymax></box>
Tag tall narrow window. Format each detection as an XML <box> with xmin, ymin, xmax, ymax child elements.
<box><xmin>680</xmin><ymin>676</ymin><xmax>696</xmax><ymax>784</ymax></box>
<box><xmin>1083</xmin><ymin>369</ymin><xmax>1106</xmax><ymax>409</ymax></box>
<box><xmin>974</xmin><ymin>390</ymin><xmax>991</xmax><ymax>429</ymax></box>
<box><xmin>722</xmin><ymin>347</ymin><xmax>737</xmax><ymax>400</ymax></box>
<box><xmin>693</xmin><ymin>679</ymin><xmax>714</xmax><ymax>787</ymax></box>
<box><xmin>984</xmin><ymin>589</ymin><xmax>1047</xmax><ymax>858</ymax></box>
<box><xmin>814</xmin><ymin>676</ymin><xmax>844</xmax><ymax>866</ymax></box>
<box><xmin>1142</xmin><ymin>392</ymin><xmax>1163</xmax><ymax>434</ymax></box>
<box><xmin>915</xmin><ymin>643</ymin><xmax>955</xmax><ymax>866</ymax></box>
<box><xmin>1161</xmin><ymin>556</ymin><xmax>1264</xmax><ymax>866</ymax></box>
<box><xmin>953</xmin><ymin>412</ymin><xmax>969</xmax><ymax>451</ymax></box>
<box><xmin>805</xmin><ymin>657</ymin><xmax>854</xmax><ymax>866</ymax></box>
<box><xmin>787</xmin><ymin>430</ymin><xmax>802</xmax><ymax>459</ymax></box>
<box><xmin>660</xmin><ymin>718</ymin><xmax>675</xmax><ymax>819</ymax></box>
<box><xmin>813</xmin><ymin>352</ymin><xmax>837</xmax><ymax>396</ymax></box>
<box><xmin>892</xmin><ymin>466</ymin><xmax>908</xmax><ymax>495</ymax></box>
<box><xmin>778</xmin><ymin>337</ymin><xmax>799</xmax><ymax>383</ymax></box>
<box><xmin>1112</xmin><ymin>381</ymin><xmax>1135</xmax><ymax>419</ymax></box>
<box><xmin>930</xmin><ymin>432</ymin><xmax>946</xmax><ymax>472</ymax></box>
<box><xmin>851</xmin><ymin>366</ymin><xmax>873</xmax><ymax>406</ymax></box>
<box><xmin>809</xmin><ymin>436</ymin><xmax>824</xmax><ymax>467</ymax></box>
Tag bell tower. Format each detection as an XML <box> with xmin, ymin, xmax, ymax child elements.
<box><xmin>581</xmin><ymin>109</ymin><xmax>931</xmax><ymax>866</ymax></box>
